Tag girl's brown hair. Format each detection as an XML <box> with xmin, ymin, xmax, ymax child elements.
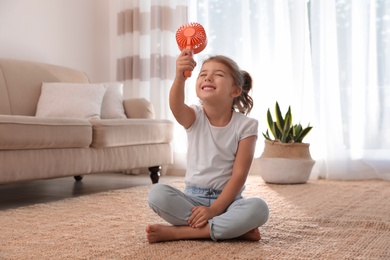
<box><xmin>202</xmin><ymin>55</ymin><xmax>253</xmax><ymax>115</ymax></box>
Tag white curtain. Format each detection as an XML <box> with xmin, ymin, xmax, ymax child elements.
<box><xmin>111</xmin><ymin>0</ymin><xmax>390</xmax><ymax>180</ymax></box>
<box><xmin>114</xmin><ymin>0</ymin><xmax>188</xmax><ymax>120</ymax></box>
<box><xmin>187</xmin><ymin>0</ymin><xmax>390</xmax><ymax>180</ymax></box>
<box><xmin>112</xmin><ymin>0</ymin><xmax>190</xmax><ymax>174</ymax></box>
<box><xmin>310</xmin><ymin>0</ymin><xmax>390</xmax><ymax>180</ymax></box>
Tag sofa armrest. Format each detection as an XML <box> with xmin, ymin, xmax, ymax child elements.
<box><xmin>123</xmin><ymin>98</ymin><xmax>155</xmax><ymax>119</ymax></box>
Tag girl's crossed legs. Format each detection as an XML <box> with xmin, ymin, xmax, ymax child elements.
<box><xmin>146</xmin><ymin>183</ymin><xmax>269</xmax><ymax>243</ymax></box>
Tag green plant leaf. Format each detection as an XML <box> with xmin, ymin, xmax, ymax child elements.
<box><xmin>263</xmin><ymin>102</ymin><xmax>313</xmax><ymax>143</ymax></box>
<box><xmin>281</xmin><ymin>113</ymin><xmax>291</xmax><ymax>142</ymax></box>
<box><xmin>293</xmin><ymin>124</ymin><xmax>302</xmax><ymax>138</ymax></box>
<box><xmin>285</xmin><ymin>106</ymin><xmax>292</xmax><ymax>127</ymax></box>
<box><xmin>262</xmin><ymin>131</ymin><xmax>271</xmax><ymax>140</ymax></box>
<box><xmin>272</xmin><ymin>122</ymin><xmax>280</xmax><ymax>140</ymax></box>
<box><xmin>267</xmin><ymin>109</ymin><xmax>278</xmax><ymax>139</ymax></box>
<box><xmin>266</xmin><ymin>109</ymin><xmax>273</xmax><ymax>131</ymax></box>
<box><xmin>295</xmin><ymin>125</ymin><xmax>313</xmax><ymax>142</ymax></box>
<box><xmin>275</xmin><ymin>102</ymin><xmax>284</xmax><ymax>133</ymax></box>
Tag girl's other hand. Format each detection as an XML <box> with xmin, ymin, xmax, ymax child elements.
<box><xmin>188</xmin><ymin>205</ymin><xmax>215</xmax><ymax>228</ymax></box>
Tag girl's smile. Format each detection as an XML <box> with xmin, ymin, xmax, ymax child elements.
<box><xmin>201</xmin><ymin>85</ymin><xmax>216</xmax><ymax>91</ymax></box>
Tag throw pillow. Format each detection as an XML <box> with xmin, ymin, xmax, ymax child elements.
<box><xmin>36</xmin><ymin>82</ymin><xmax>107</xmax><ymax>119</ymax></box>
<box><xmin>101</xmin><ymin>82</ymin><xmax>126</xmax><ymax>119</ymax></box>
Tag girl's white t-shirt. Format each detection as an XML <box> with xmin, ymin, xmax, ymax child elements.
<box><xmin>185</xmin><ymin>105</ymin><xmax>258</xmax><ymax>190</ymax></box>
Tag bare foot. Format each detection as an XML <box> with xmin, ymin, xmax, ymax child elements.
<box><xmin>145</xmin><ymin>224</ymin><xmax>211</xmax><ymax>243</ymax></box>
<box><xmin>146</xmin><ymin>224</ymin><xmax>178</xmax><ymax>243</ymax></box>
<box><xmin>238</xmin><ymin>228</ymin><xmax>261</xmax><ymax>241</ymax></box>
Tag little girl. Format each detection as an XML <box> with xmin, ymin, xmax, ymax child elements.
<box><xmin>146</xmin><ymin>50</ymin><xmax>269</xmax><ymax>243</ymax></box>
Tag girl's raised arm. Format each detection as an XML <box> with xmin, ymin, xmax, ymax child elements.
<box><xmin>169</xmin><ymin>50</ymin><xmax>196</xmax><ymax>129</ymax></box>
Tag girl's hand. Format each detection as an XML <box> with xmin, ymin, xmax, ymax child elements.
<box><xmin>188</xmin><ymin>206</ymin><xmax>215</xmax><ymax>228</ymax></box>
<box><xmin>176</xmin><ymin>49</ymin><xmax>196</xmax><ymax>79</ymax></box>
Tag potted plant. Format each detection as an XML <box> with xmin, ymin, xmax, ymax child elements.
<box><xmin>257</xmin><ymin>102</ymin><xmax>315</xmax><ymax>184</ymax></box>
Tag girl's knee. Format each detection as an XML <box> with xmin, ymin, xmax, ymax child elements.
<box><xmin>148</xmin><ymin>183</ymin><xmax>169</xmax><ymax>206</ymax></box>
<box><xmin>147</xmin><ymin>184</ymin><xmax>190</xmax><ymax>226</ymax></box>
<box><xmin>250</xmin><ymin>198</ymin><xmax>269</xmax><ymax>226</ymax></box>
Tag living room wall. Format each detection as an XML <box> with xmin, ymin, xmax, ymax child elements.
<box><xmin>0</xmin><ymin>0</ymin><xmax>114</xmax><ymax>83</ymax></box>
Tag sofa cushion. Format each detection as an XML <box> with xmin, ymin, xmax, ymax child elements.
<box><xmin>123</xmin><ymin>98</ymin><xmax>155</xmax><ymax>119</ymax></box>
<box><xmin>90</xmin><ymin>119</ymin><xmax>173</xmax><ymax>148</ymax></box>
<box><xmin>35</xmin><ymin>82</ymin><xmax>107</xmax><ymax>119</ymax></box>
<box><xmin>0</xmin><ymin>115</ymin><xmax>92</xmax><ymax>150</ymax></box>
<box><xmin>101</xmin><ymin>82</ymin><xmax>126</xmax><ymax>119</ymax></box>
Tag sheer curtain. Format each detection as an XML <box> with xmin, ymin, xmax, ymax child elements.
<box><xmin>113</xmin><ymin>0</ymin><xmax>188</xmax><ymax>120</ymax></box>
<box><xmin>110</xmin><ymin>0</ymin><xmax>189</xmax><ymax>174</ymax></box>
<box><xmin>188</xmin><ymin>0</ymin><xmax>390</xmax><ymax>180</ymax></box>
<box><xmin>310</xmin><ymin>0</ymin><xmax>390</xmax><ymax>180</ymax></box>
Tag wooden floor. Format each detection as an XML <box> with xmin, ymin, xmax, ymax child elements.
<box><xmin>0</xmin><ymin>173</ymin><xmax>181</xmax><ymax>211</ymax></box>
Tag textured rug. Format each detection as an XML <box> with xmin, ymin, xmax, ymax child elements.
<box><xmin>1</xmin><ymin>176</ymin><xmax>389</xmax><ymax>260</ymax></box>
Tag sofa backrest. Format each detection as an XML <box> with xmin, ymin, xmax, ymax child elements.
<box><xmin>0</xmin><ymin>59</ymin><xmax>89</xmax><ymax>116</ymax></box>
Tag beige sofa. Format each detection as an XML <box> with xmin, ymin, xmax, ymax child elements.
<box><xmin>0</xmin><ymin>58</ymin><xmax>174</xmax><ymax>184</ymax></box>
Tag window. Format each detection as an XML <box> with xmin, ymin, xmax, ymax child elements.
<box><xmin>188</xmin><ymin>0</ymin><xmax>390</xmax><ymax>179</ymax></box>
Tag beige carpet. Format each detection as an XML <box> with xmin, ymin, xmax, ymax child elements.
<box><xmin>1</xmin><ymin>176</ymin><xmax>389</xmax><ymax>260</ymax></box>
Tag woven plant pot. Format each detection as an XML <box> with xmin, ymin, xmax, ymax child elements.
<box><xmin>257</xmin><ymin>140</ymin><xmax>315</xmax><ymax>184</ymax></box>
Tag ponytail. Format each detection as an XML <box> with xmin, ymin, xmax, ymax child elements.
<box><xmin>234</xmin><ymin>70</ymin><xmax>253</xmax><ymax>115</ymax></box>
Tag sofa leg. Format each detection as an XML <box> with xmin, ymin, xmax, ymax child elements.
<box><xmin>148</xmin><ymin>166</ymin><xmax>161</xmax><ymax>184</ymax></box>
<box><xmin>74</xmin><ymin>175</ymin><xmax>83</xmax><ymax>182</ymax></box>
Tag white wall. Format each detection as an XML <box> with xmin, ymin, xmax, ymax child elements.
<box><xmin>0</xmin><ymin>0</ymin><xmax>113</xmax><ymax>83</ymax></box>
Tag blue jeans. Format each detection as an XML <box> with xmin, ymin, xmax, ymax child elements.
<box><xmin>147</xmin><ymin>183</ymin><xmax>269</xmax><ymax>241</ymax></box>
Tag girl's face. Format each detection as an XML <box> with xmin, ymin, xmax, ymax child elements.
<box><xmin>196</xmin><ymin>60</ymin><xmax>241</xmax><ymax>104</ymax></box>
